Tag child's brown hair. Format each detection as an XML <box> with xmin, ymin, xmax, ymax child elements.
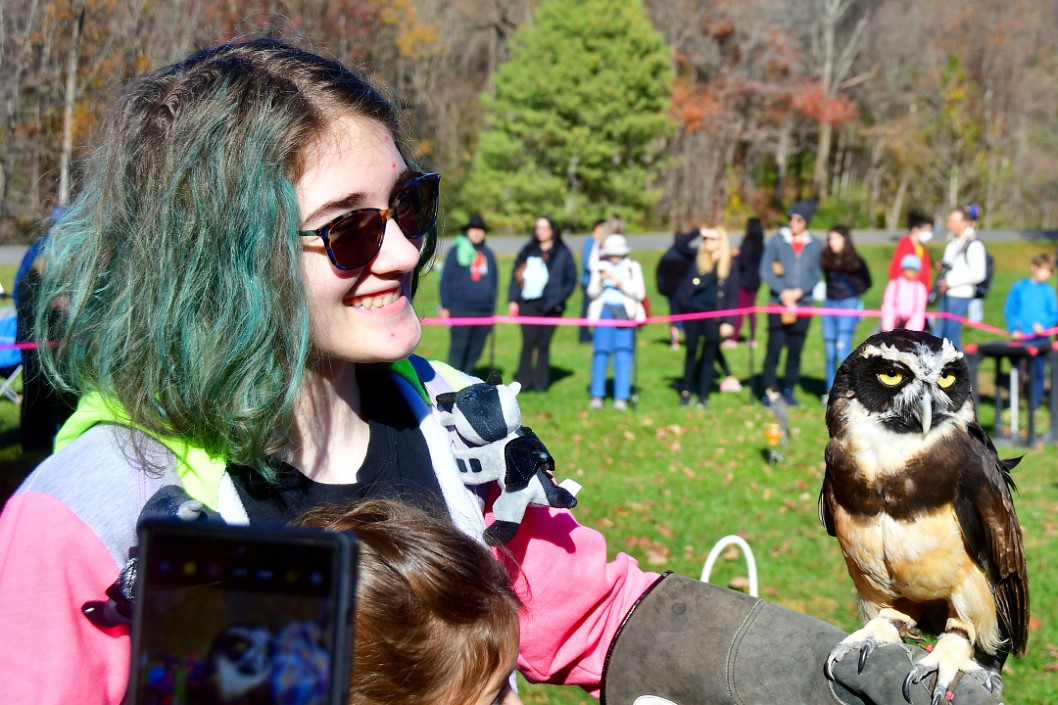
<box><xmin>1031</xmin><ymin>253</ymin><xmax>1055</xmax><ymax>270</ymax></box>
<box><xmin>297</xmin><ymin>500</ymin><xmax>521</xmax><ymax>705</ymax></box>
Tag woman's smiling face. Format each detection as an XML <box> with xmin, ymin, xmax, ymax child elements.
<box><xmin>296</xmin><ymin>115</ymin><xmax>424</xmax><ymax>364</ymax></box>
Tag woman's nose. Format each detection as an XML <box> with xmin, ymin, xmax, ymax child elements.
<box><xmin>371</xmin><ymin>217</ymin><xmax>423</xmax><ymax>274</ymax></box>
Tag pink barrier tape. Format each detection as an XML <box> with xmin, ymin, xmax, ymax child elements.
<box><xmin>3</xmin><ymin>311</ymin><xmax>1053</xmax><ymax>350</ymax></box>
<box><xmin>424</xmin><ymin>305</ymin><xmax>1055</xmax><ymax>339</ymax></box>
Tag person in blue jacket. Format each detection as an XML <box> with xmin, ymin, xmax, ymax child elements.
<box><xmin>1004</xmin><ymin>252</ymin><xmax>1058</xmax><ymax>409</ymax></box>
<box><xmin>439</xmin><ymin>213</ymin><xmax>498</xmax><ymax>374</ymax></box>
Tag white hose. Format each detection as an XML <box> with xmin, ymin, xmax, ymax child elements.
<box><xmin>700</xmin><ymin>535</ymin><xmax>758</xmax><ymax>597</ymax></box>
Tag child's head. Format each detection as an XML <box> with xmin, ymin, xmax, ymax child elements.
<box><xmin>900</xmin><ymin>254</ymin><xmax>922</xmax><ymax>280</ymax></box>
<box><xmin>298</xmin><ymin>500</ymin><xmax>521</xmax><ymax>705</ymax></box>
<box><xmin>1030</xmin><ymin>253</ymin><xmax>1055</xmax><ymax>283</ymax></box>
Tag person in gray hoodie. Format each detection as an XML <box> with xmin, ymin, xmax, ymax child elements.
<box><xmin>758</xmin><ymin>202</ymin><xmax>824</xmax><ymax>406</ymax></box>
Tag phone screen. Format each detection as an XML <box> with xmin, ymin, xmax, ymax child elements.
<box><xmin>130</xmin><ymin>523</ymin><xmax>356</xmax><ymax>705</ymax></box>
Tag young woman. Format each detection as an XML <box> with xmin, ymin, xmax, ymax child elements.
<box><xmin>299</xmin><ymin>499</ymin><xmax>521</xmax><ymax>705</ymax></box>
<box><xmin>819</xmin><ymin>225</ymin><xmax>871</xmax><ymax>397</ymax></box>
<box><xmin>507</xmin><ymin>215</ymin><xmax>577</xmax><ymax>391</ymax></box>
<box><xmin>0</xmin><ymin>38</ymin><xmax>994</xmax><ymax>705</ymax></box>
<box><xmin>675</xmin><ymin>226</ymin><xmax>738</xmax><ymax>408</ymax></box>
<box><xmin>585</xmin><ymin>230</ymin><xmax>646</xmax><ymax>410</ymax></box>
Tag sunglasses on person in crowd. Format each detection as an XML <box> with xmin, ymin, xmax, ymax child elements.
<box><xmin>299</xmin><ymin>172</ymin><xmax>440</xmax><ymax>271</ymax></box>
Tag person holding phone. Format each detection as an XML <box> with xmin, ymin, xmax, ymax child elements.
<box><xmin>585</xmin><ymin>227</ymin><xmax>646</xmax><ymax>411</ymax></box>
<box><xmin>0</xmin><ymin>39</ymin><xmax>999</xmax><ymax>705</ymax></box>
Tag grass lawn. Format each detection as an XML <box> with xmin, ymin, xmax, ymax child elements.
<box><xmin>1</xmin><ymin>239</ymin><xmax>1057</xmax><ymax>703</ymax></box>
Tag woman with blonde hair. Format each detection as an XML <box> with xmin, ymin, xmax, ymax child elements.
<box><xmin>675</xmin><ymin>226</ymin><xmax>739</xmax><ymax>408</ymax></box>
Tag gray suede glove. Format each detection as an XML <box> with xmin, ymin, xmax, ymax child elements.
<box><xmin>601</xmin><ymin>573</ymin><xmax>1001</xmax><ymax>705</ymax></box>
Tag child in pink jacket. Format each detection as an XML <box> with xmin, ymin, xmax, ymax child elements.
<box><xmin>882</xmin><ymin>254</ymin><xmax>929</xmax><ymax>331</ymax></box>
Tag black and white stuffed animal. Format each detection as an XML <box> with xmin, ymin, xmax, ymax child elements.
<box><xmin>437</xmin><ymin>373</ymin><xmax>579</xmax><ymax>546</ymax></box>
<box><xmin>190</xmin><ymin>623</ymin><xmax>275</xmax><ymax>705</ymax></box>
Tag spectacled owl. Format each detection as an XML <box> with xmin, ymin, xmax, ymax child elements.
<box><xmin>819</xmin><ymin>330</ymin><xmax>1028</xmax><ymax>704</ymax></box>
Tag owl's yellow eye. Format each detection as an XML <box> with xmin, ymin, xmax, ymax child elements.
<box><xmin>878</xmin><ymin>371</ymin><xmax>904</xmax><ymax>386</ymax></box>
<box><xmin>938</xmin><ymin>373</ymin><xmax>956</xmax><ymax>389</ymax></box>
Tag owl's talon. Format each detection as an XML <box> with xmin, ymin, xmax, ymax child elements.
<box><xmin>902</xmin><ymin>670</ymin><xmax>916</xmax><ymax>703</ymax></box>
<box><xmin>857</xmin><ymin>639</ymin><xmax>875</xmax><ymax>673</ymax></box>
<box><xmin>968</xmin><ymin>667</ymin><xmax>1003</xmax><ymax>695</ymax></box>
<box><xmin>905</xmin><ymin>660</ymin><xmax>963</xmax><ymax>705</ymax></box>
<box><xmin>825</xmin><ymin>636</ymin><xmax>878</xmax><ymax>679</ymax></box>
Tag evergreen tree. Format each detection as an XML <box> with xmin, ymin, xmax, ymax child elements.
<box><xmin>461</xmin><ymin>0</ymin><xmax>674</xmax><ymax>232</ymax></box>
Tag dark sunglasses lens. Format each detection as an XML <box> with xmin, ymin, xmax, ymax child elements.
<box><xmin>395</xmin><ymin>175</ymin><xmax>439</xmax><ymax>239</ymax></box>
<box><xmin>327</xmin><ymin>210</ymin><xmax>385</xmax><ymax>269</ymax></box>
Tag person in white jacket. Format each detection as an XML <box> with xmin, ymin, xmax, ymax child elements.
<box><xmin>586</xmin><ymin>232</ymin><xmax>646</xmax><ymax>410</ymax></box>
<box><xmin>934</xmin><ymin>207</ymin><xmax>987</xmax><ymax>348</ymax></box>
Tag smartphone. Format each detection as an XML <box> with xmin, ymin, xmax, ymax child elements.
<box><xmin>129</xmin><ymin>521</ymin><xmax>358</xmax><ymax>705</ymax></box>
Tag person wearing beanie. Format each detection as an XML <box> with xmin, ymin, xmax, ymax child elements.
<box><xmin>439</xmin><ymin>212</ymin><xmax>499</xmax><ymax>374</ymax></box>
<box><xmin>881</xmin><ymin>252</ymin><xmax>929</xmax><ymax>332</ymax></box>
<box><xmin>887</xmin><ymin>210</ymin><xmax>934</xmax><ymax>288</ymax></box>
<box><xmin>758</xmin><ymin>202</ymin><xmax>823</xmax><ymax>406</ymax></box>
<box><xmin>586</xmin><ymin>229</ymin><xmax>646</xmax><ymax>410</ymax></box>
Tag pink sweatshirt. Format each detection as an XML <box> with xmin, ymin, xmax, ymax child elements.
<box><xmin>0</xmin><ymin>366</ymin><xmax>658</xmax><ymax>703</ymax></box>
<box><xmin>881</xmin><ymin>277</ymin><xmax>929</xmax><ymax>332</ymax></box>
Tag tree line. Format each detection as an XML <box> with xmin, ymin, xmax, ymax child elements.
<box><xmin>1</xmin><ymin>0</ymin><xmax>1056</xmax><ymax>242</ymax></box>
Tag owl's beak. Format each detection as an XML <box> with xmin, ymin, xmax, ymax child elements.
<box><xmin>919</xmin><ymin>392</ymin><xmax>933</xmax><ymax>435</ymax></box>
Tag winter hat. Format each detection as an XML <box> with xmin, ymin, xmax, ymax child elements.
<box><xmin>599</xmin><ymin>234</ymin><xmax>632</xmax><ymax>257</ymax></box>
<box><xmin>787</xmin><ymin>201</ymin><xmax>816</xmax><ymax>225</ymax></box>
<box><xmin>463</xmin><ymin>213</ymin><xmax>489</xmax><ymax>232</ymax></box>
<box><xmin>900</xmin><ymin>254</ymin><xmax>922</xmax><ymax>272</ymax></box>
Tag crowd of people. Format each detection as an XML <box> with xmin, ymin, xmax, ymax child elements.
<box><xmin>437</xmin><ymin>202</ymin><xmax>1056</xmax><ymax>412</ymax></box>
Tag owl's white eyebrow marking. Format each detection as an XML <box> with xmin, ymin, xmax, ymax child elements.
<box><xmin>858</xmin><ymin>342</ymin><xmax>962</xmax><ymax>382</ymax></box>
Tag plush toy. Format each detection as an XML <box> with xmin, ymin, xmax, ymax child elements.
<box><xmin>436</xmin><ymin>373</ymin><xmax>579</xmax><ymax>546</ymax></box>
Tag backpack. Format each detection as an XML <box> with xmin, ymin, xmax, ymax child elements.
<box><xmin>962</xmin><ymin>240</ymin><xmax>994</xmax><ymax>299</ymax></box>
<box><xmin>655</xmin><ymin>245</ymin><xmax>693</xmax><ymax>299</ymax></box>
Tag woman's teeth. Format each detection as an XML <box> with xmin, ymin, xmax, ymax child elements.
<box><xmin>348</xmin><ymin>289</ymin><xmax>400</xmax><ymax>310</ymax></box>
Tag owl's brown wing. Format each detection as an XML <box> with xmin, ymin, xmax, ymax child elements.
<box><xmin>819</xmin><ymin>440</ymin><xmax>840</xmax><ymax>537</ymax></box>
<box><xmin>952</xmin><ymin>420</ymin><xmax>1029</xmax><ymax>657</ymax></box>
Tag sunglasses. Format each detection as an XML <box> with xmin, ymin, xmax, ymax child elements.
<box><xmin>299</xmin><ymin>172</ymin><xmax>440</xmax><ymax>271</ymax></box>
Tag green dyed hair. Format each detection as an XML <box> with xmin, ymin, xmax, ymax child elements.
<box><xmin>37</xmin><ymin>39</ymin><xmax>437</xmax><ymax>478</ymax></box>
